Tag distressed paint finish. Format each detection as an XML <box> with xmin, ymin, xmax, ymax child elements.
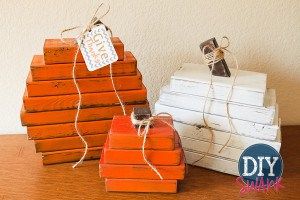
<box><xmin>30</xmin><ymin>51</ymin><xmax>137</xmax><ymax>81</ymax></box>
<box><xmin>1</xmin><ymin>128</ymin><xmax>298</xmax><ymax>199</ymax></box>
<box><xmin>26</xmin><ymin>70</ymin><xmax>143</xmax><ymax>97</ymax></box>
<box><xmin>103</xmin><ymin>139</ymin><xmax>182</xmax><ymax>165</ymax></box>
<box><xmin>108</xmin><ymin>116</ymin><xmax>175</xmax><ymax>150</ymax></box>
<box><xmin>21</xmin><ymin>103</ymin><xmax>149</xmax><ymax>126</ymax></box>
<box><xmin>2</xmin><ymin>1</ymin><xmax>300</xmax><ymax>134</ymax></box>
<box><xmin>184</xmin><ymin>150</ymin><xmax>239</xmax><ymax>176</ymax></box>
<box><xmin>42</xmin><ymin>147</ymin><xmax>102</xmax><ymax>165</ymax></box>
<box><xmin>105</xmin><ymin>179</ymin><xmax>177</xmax><ymax>193</ymax></box>
<box><xmin>155</xmin><ymin>103</ymin><xmax>279</xmax><ymax>140</ymax></box>
<box><xmin>99</xmin><ymin>152</ymin><xmax>185</xmax><ymax>180</ymax></box>
<box><xmin>100</xmin><ymin>114</ymin><xmax>184</xmax><ymax>192</ymax></box>
<box><xmin>35</xmin><ymin>133</ymin><xmax>107</xmax><ymax>152</ymax></box>
<box><xmin>159</xmin><ymin>85</ymin><xmax>276</xmax><ymax>125</ymax></box>
<box><xmin>43</xmin><ymin>37</ymin><xmax>124</xmax><ymax>64</ymax></box>
<box><xmin>173</xmin><ymin>121</ymin><xmax>281</xmax><ymax>151</ymax></box>
<box><xmin>170</xmin><ymin>63</ymin><xmax>267</xmax><ymax>106</ymax></box>
<box><xmin>27</xmin><ymin>120</ymin><xmax>112</xmax><ymax>140</ymax></box>
<box><xmin>23</xmin><ymin>86</ymin><xmax>147</xmax><ymax>112</ymax></box>
<box><xmin>181</xmin><ymin>136</ymin><xmax>251</xmax><ymax>162</ymax></box>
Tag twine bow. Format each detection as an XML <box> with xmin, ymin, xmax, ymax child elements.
<box><xmin>202</xmin><ymin>36</ymin><xmax>230</xmax><ymax>65</ymax></box>
<box><xmin>193</xmin><ymin>37</ymin><xmax>240</xmax><ymax>165</ymax></box>
<box><xmin>60</xmin><ymin>3</ymin><xmax>112</xmax><ymax>44</ymax></box>
<box><xmin>61</xmin><ymin>3</ymin><xmax>126</xmax><ymax>168</ymax></box>
<box><xmin>131</xmin><ymin>112</ymin><xmax>188</xmax><ymax>180</ymax></box>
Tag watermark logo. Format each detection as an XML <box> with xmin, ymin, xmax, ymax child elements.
<box><xmin>236</xmin><ymin>144</ymin><xmax>284</xmax><ymax>194</ymax></box>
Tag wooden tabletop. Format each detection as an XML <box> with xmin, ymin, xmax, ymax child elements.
<box><xmin>0</xmin><ymin>126</ymin><xmax>299</xmax><ymax>200</ymax></box>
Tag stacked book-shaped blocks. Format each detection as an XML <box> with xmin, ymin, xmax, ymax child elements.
<box><xmin>155</xmin><ymin>63</ymin><xmax>281</xmax><ymax>175</ymax></box>
<box><xmin>99</xmin><ymin>115</ymin><xmax>185</xmax><ymax>193</ymax></box>
<box><xmin>20</xmin><ymin>37</ymin><xmax>149</xmax><ymax>164</ymax></box>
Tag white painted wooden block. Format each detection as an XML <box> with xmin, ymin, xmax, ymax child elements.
<box><xmin>159</xmin><ymin>85</ymin><xmax>276</xmax><ymax>125</ymax></box>
<box><xmin>170</xmin><ymin>63</ymin><xmax>267</xmax><ymax>106</ymax></box>
<box><xmin>180</xmin><ymin>136</ymin><xmax>243</xmax><ymax>161</ymax></box>
<box><xmin>155</xmin><ymin>103</ymin><xmax>279</xmax><ymax>140</ymax></box>
<box><xmin>174</xmin><ymin>121</ymin><xmax>281</xmax><ymax>151</ymax></box>
<box><xmin>184</xmin><ymin>150</ymin><xmax>239</xmax><ymax>176</ymax></box>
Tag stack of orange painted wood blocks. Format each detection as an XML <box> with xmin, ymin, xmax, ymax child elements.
<box><xmin>99</xmin><ymin>115</ymin><xmax>186</xmax><ymax>193</ymax></box>
<box><xmin>20</xmin><ymin>37</ymin><xmax>149</xmax><ymax>165</ymax></box>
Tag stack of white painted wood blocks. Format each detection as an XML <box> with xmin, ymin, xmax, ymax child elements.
<box><xmin>155</xmin><ymin>63</ymin><xmax>281</xmax><ymax>176</ymax></box>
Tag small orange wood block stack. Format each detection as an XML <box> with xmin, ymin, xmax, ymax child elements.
<box><xmin>20</xmin><ymin>37</ymin><xmax>149</xmax><ymax>165</ymax></box>
<box><xmin>99</xmin><ymin>115</ymin><xmax>185</xmax><ymax>193</ymax></box>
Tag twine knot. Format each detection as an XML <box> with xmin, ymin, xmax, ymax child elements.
<box><xmin>60</xmin><ymin>3</ymin><xmax>112</xmax><ymax>44</ymax></box>
<box><xmin>202</xmin><ymin>36</ymin><xmax>229</xmax><ymax>65</ymax></box>
<box><xmin>130</xmin><ymin>112</ymin><xmax>180</xmax><ymax>180</ymax></box>
<box><xmin>60</xmin><ymin>3</ymin><xmax>126</xmax><ymax>168</ymax></box>
<box><xmin>130</xmin><ymin>112</ymin><xmax>163</xmax><ymax>179</ymax></box>
<box><xmin>191</xmin><ymin>36</ymin><xmax>240</xmax><ymax>165</ymax></box>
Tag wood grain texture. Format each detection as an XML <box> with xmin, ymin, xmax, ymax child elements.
<box><xmin>108</xmin><ymin>116</ymin><xmax>175</xmax><ymax>150</ymax></box>
<box><xmin>21</xmin><ymin>103</ymin><xmax>148</xmax><ymax>126</ymax></box>
<box><xmin>99</xmin><ymin>151</ymin><xmax>185</xmax><ymax>180</ymax></box>
<box><xmin>170</xmin><ymin>63</ymin><xmax>266</xmax><ymax>106</ymax></box>
<box><xmin>155</xmin><ymin>102</ymin><xmax>279</xmax><ymax>140</ymax></box>
<box><xmin>42</xmin><ymin>147</ymin><xmax>101</xmax><ymax>165</ymax></box>
<box><xmin>103</xmin><ymin>140</ymin><xmax>182</xmax><ymax>165</ymax></box>
<box><xmin>23</xmin><ymin>86</ymin><xmax>147</xmax><ymax>112</ymax></box>
<box><xmin>35</xmin><ymin>133</ymin><xmax>107</xmax><ymax>152</ymax></box>
<box><xmin>174</xmin><ymin>121</ymin><xmax>281</xmax><ymax>151</ymax></box>
<box><xmin>26</xmin><ymin>70</ymin><xmax>142</xmax><ymax>97</ymax></box>
<box><xmin>43</xmin><ymin>37</ymin><xmax>124</xmax><ymax>64</ymax></box>
<box><xmin>27</xmin><ymin>120</ymin><xmax>112</xmax><ymax>140</ymax></box>
<box><xmin>159</xmin><ymin>85</ymin><xmax>276</xmax><ymax>125</ymax></box>
<box><xmin>0</xmin><ymin>126</ymin><xmax>299</xmax><ymax>199</ymax></box>
<box><xmin>31</xmin><ymin>51</ymin><xmax>136</xmax><ymax>81</ymax></box>
<box><xmin>183</xmin><ymin>150</ymin><xmax>239</xmax><ymax>176</ymax></box>
<box><xmin>105</xmin><ymin>179</ymin><xmax>177</xmax><ymax>193</ymax></box>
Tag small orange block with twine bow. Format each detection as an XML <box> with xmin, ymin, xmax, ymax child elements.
<box><xmin>99</xmin><ymin>108</ymin><xmax>186</xmax><ymax>193</ymax></box>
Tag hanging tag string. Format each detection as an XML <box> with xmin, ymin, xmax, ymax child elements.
<box><xmin>131</xmin><ymin>112</ymin><xmax>188</xmax><ymax>179</ymax></box>
<box><xmin>60</xmin><ymin>3</ymin><xmax>126</xmax><ymax>168</ymax></box>
<box><xmin>193</xmin><ymin>37</ymin><xmax>239</xmax><ymax>164</ymax></box>
<box><xmin>218</xmin><ymin>46</ymin><xmax>239</xmax><ymax>152</ymax></box>
<box><xmin>71</xmin><ymin>46</ymin><xmax>86</xmax><ymax>168</ymax></box>
<box><xmin>60</xmin><ymin>3</ymin><xmax>112</xmax><ymax>44</ymax></box>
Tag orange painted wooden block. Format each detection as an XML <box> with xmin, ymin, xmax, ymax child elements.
<box><xmin>31</xmin><ymin>51</ymin><xmax>136</xmax><ymax>81</ymax></box>
<box><xmin>27</xmin><ymin>120</ymin><xmax>112</xmax><ymax>140</ymax></box>
<box><xmin>23</xmin><ymin>85</ymin><xmax>147</xmax><ymax>112</ymax></box>
<box><xmin>105</xmin><ymin>179</ymin><xmax>177</xmax><ymax>193</ymax></box>
<box><xmin>108</xmin><ymin>116</ymin><xmax>175</xmax><ymax>150</ymax></box>
<box><xmin>42</xmin><ymin>147</ymin><xmax>102</xmax><ymax>165</ymax></box>
<box><xmin>103</xmin><ymin>137</ymin><xmax>182</xmax><ymax>165</ymax></box>
<box><xmin>99</xmin><ymin>152</ymin><xmax>185</xmax><ymax>180</ymax></box>
<box><xmin>21</xmin><ymin>103</ymin><xmax>148</xmax><ymax>126</ymax></box>
<box><xmin>43</xmin><ymin>37</ymin><xmax>124</xmax><ymax>64</ymax></box>
<box><xmin>35</xmin><ymin>133</ymin><xmax>107</xmax><ymax>152</ymax></box>
<box><xmin>26</xmin><ymin>70</ymin><xmax>142</xmax><ymax>97</ymax></box>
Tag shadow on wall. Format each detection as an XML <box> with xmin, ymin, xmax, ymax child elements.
<box><xmin>246</xmin><ymin>52</ymin><xmax>300</xmax><ymax>125</ymax></box>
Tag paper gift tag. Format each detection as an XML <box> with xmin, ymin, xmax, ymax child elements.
<box><xmin>77</xmin><ymin>24</ymin><xmax>118</xmax><ymax>71</ymax></box>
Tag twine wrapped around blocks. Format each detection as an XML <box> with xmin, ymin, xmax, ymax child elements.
<box><xmin>60</xmin><ymin>3</ymin><xmax>126</xmax><ymax>168</ymax></box>
<box><xmin>131</xmin><ymin>112</ymin><xmax>187</xmax><ymax>180</ymax></box>
<box><xmin>193</xmin><ymin>37</ymin><xmax>240</xmax><ymax>164</ymax></box>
